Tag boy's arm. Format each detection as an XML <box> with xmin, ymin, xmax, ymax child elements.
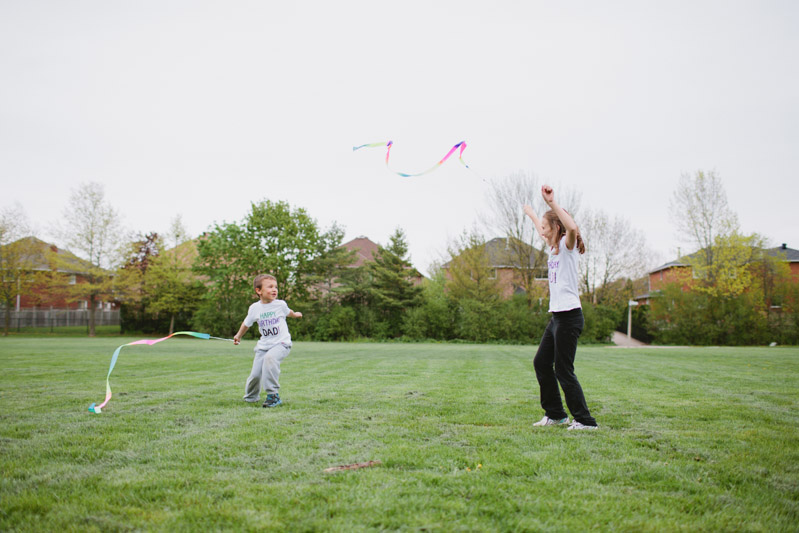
<box><xmin>523</xmin><ymin>204</ymin><xmax>546</xmax><ymax>240</ymax></box>
<box><xmin>541</xmin><ymin>185</ymin><xmax>579</xmax><ymax>250</ymax></box>
<box><xmin>288</xmin><ymin>310</ymin><xmax>303</xmax><ymax>319</ymax></box>
<box><xmin>233</xmin><ymin>323</ymin><xmax>249</xmax><ymax>345</ymax></box>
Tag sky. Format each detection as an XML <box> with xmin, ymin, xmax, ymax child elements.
<box><xmin>2</xmin><ymin>1</ymin><xmax>797</xmax><ymax>275</ymax></box>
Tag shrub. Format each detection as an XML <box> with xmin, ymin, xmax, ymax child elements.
<box><xmin>313</xmin><ymin>305</ymin><xmax>357</xmax><ymax>341</ymax></box>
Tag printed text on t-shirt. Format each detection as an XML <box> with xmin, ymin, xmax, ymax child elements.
<box><xmin>548</xmin><ymin>259</ymin><xmax>559</xmax><ymax>284</ymax></box>
<box><xmin>258</xmin><ymin>315</ymin><xmax>281</xmax><ymax>337</ymax></box>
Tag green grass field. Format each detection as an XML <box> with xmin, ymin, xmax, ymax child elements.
<box><xmin>1</xmin><ymin>338</ymin><xmax>797</xmax><ymax>531</ymax></box>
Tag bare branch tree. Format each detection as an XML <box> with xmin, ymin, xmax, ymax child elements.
<box><xmin>669</xmin><ymin>170</ymin><xmax>739</xmax><ymax>267</ymax></box>
<box><xmin>56</xmin><ymin>182</ymin><xmax>123</xmax><ymax>336</ymax></box>
<box><xmin>579</xmin><ymin>208</ymin><xmax>649</xmax><ymax>303</ymax></box>
<box><xmin>485</xmin><ymin>171</ymin><xmax>582</xmax><ymax>304</ymax></box>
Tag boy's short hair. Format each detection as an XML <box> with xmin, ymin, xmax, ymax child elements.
<box><xmin>253</xmin><ymin>274</ymin><xmax>277</xmax><ymax>292</ymax></box>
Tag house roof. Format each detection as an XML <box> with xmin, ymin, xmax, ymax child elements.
<box><xmin>341</xmin><ymin>236</ymin><xmax>379</xmax><ymax>267</ymax></box>
<box><xmin>767</xmin><ymin>244</ymin><xmax>799</xmax><ymax>262</ymax></box>
<box><xmin>484</xmin><ymin>237</ymin><xmax>544</xmax><ymax>267</ymax></box>
<box><xmin>649</xmin><ymin>259</ymin><xmax>690</xmax><ymax>274</ymax></box>
<box><xmin>443</xmin><ymin>237</ymin><xmax>546</xmax><ymax>269</ymax></box>
<box><xmin>159</xmin><ymin>238</ymin><xmax>199</xmax><ymax>268</ymax></box>
<box><xmin>340</xmin><ymin>236</ymin><xmax>424</xmax><ymax>279</ymax></box>
<box><xmin>3</xmin><ymin>237</ymin><xmax>95</xmax><ymax>274</ymax></box>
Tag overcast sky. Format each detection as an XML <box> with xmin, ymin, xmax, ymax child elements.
<box><xmin>2</xmin><ymin>1</ymin><xmax>797</xmax><ymax>274</ymax></box>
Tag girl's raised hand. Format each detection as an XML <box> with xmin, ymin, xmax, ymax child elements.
<box><xmin>541</xmin><ymin>185</ymin><xmax>555</xmax><ymax>204</ymax></box>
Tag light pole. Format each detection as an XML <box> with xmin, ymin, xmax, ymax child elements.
<box><xmin>627</xmin><ymin>299</ymin><xmax>638</xmax><ymax>339</ymax></box>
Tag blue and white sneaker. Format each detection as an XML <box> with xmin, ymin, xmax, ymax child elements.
<box><xmin>533</xmin><ymin>416</ymin><xmax>569</xmax><ymax>426</ymax></box>
<box><xmin>262</xmin><ymin>393</ymin><xmax>282</xmax><ymax>408</ymax></box>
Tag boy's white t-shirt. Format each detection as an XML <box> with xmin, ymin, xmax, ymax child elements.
<box><xmin>547</xmin><ymin>236</ymin><xmax>582</xmax><ymax>312</ymax></box>
<box><xmin>243</xmin><ymin>299</ymin><xmax>293</xmax><ymax>350</ymax></box>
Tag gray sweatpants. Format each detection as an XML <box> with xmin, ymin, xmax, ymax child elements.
<box><xmin>243</xmin><ymin>343</ymin><xmax>291</xmax><ymax>402</ymax></box>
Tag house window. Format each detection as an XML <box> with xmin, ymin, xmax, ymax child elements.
<box><xmin>489</xmin><ymin>268</ymin><xmax>497</xmax><ymax>279</ymax></box>
<box><xmin>80</xmin><ymin>301</ymin><xmax>88</xmax><ymax>310</ymax></box>
<box><xmin>69</xmin><ymin>275</ymin><xmax>76</xmax><ymax>285</ymax></box>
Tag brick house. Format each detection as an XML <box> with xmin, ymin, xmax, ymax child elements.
<box><xmin>2</xmin><ymin>237</ymin><xmax>116</xmax><ymax>311</ymax></box>
<box><xmin>443</xmin><ymin>237</ymin><xmax>548</xmax><ymax>299</ymax></box>
<box><xmin>340</xmin><ymin>236</ymin><xmax>424</xmax><ymax>283</ymax></box>
<box><xmin>635</xmin><ymin>243</ymin><xmax>799</xmax><ymax>305</ymax></box>
<box><xmin>341</xmin><ymin>236</ymin><xmax>380</xmax><ymax>268</ymax></box>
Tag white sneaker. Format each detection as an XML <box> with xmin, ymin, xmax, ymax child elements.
<box><xmin>567</xmin><ymin>420</ymin><xmax>598</xmax><ymax>431</ymax></box>
<box><xmin>533</xmin><ymin>416</ymin><xmax>569</xmax><ymax>426</ymax></box>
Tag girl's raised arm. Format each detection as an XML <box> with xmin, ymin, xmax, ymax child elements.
<box><xmin>541</xmin><ymin>185</ymin><xmax>579</xmax><ymax>250</ymax></box>
<box><xmin>523</xmin><ymin>204</ymin><xmax>546</xmax><ymax>240</ymax></box>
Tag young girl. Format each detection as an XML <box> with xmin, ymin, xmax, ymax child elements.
<box><xmin>523</xmin><ymin>185</ymin><xmax>598</xmax><ymax>430</ymax></box>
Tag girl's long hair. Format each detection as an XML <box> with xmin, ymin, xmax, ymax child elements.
<box><xmin>543</xmin><ymin>210</ymin><xmax>586</xmax><ymax>255</ymax></box>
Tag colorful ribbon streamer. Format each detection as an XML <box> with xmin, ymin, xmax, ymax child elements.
<box><xmin>88</xmin><ymin>331</ymin><xmax>231</xmax><ymax>414</ymax></box>
<box><xmin>353</xmin><ymin>140</ymin><xmax>470</xmax><ymax>177</ymax></box>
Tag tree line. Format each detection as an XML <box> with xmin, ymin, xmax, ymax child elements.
<box><xmin>640</xmin><ymin>171</ymin><xmax>799</xmax><ymax>345</ymax></box>
<box><xmin>3</xmin><ymin>172</ymin><xmax>797</xmax><ymax>344</ymax></box>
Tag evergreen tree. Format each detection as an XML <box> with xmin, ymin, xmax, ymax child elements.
<box><xmin>367</xmin><ymin>228</ymin><xmax>422</xmax><ymax>338</ymax></box>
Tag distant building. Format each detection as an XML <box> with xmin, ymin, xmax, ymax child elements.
<box><xmin>341</xmin><ymin>236</ymin><xmax>380</xmax><ymax>268</ymax></box>
<box><xmin>443</xmin><ymin>237</ymin><xmax>548</xmax><ymax>299</ymax></box>
<box><xmin>1</xmin><ymin>237</ymin><xmax>116</xmax><ymax>311</ymax></box>
<box><xmin>635</xmin><ymin>243</ymin><xmax>799</xmax><ymax>305</ymax></box>
<box><xmin>340</xmin><ymin>236</ymin><xmax>424</xmax><ymax>283</ymax></box>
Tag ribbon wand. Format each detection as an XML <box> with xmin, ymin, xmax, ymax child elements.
<box><xmin>353</xmin><ymin>140</ymin><xmax>470</xmax><ymax>178</ymax></box>
<box><xmin>88</xmin><ymin>331</ymin><xmax>234</xmax><ymax>414</ymax></box>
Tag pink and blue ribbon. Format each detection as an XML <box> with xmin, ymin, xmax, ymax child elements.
<box><xmin>353</xmin><ymin>140</ymin><xmax>470</xmax><ymax>177</ymax></box>
<box><xmin>88</xmin><ymin>331</ymin><xmax>231</xmax><ymax>413</ymax></box>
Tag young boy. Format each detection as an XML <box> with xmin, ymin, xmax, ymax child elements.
<box><xmin>233</xmin><ymin>274</ymin><xmax>302</xmax><ymax>407</ymax></box>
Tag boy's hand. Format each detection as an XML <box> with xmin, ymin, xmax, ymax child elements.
<box><xmin>233</xmin><ymin>335</ymin><xmax>241</xmax><ymax>345</ymax></box>
<box><xmin>294</xmin><ymin>312</ymin><xmax>303</xmax><ymax>319</ymax></box>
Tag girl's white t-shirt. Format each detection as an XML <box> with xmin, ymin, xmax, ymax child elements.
<box><xmin>243</xmin><ymin>299</ymin><xmax>292</xmax><ymax>350</ymax></box>
<box><xmin>547</xmin><ymin>236</ymin><xmax>582</xmax><ymax>312</ymax></box>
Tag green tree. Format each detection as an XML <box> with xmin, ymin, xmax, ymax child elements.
<box><xmin>192</xmin><ymin>222</ymin><xmax>251</xmax><ymax>336</ymax></box>
<box><xmin>145</xmin><ymin>217</ymin><xmax>202</xmax><ymax>335</ymax></box>
<box><xmin>56</xmin><ymin>182</ymin><xmax>123</xmax><ymax>336</ymax></box>
<box><xmin>402</xmin><ymin>268</ymin><xmax>457</xmax><ymax>340</ymax></box>
<box><xmin>116</xmin><ymin>232</ymin><xmax>159</xmax><ymax>333</ymax></box>
<box><xmin>0</xmin><ymin>205</ymin><xmax>36</xmax><ymax>336</ymax></box>
<box><xmin>648</xmin><ymin>236</ymin><xmax>780</xmax><ymax>346</ymax></box>
<box><xmin>691</xmin><ymin>233</ymin><xmax>763</xmax><ymax>299</ymax></box>
<box><xmin>367</xmin><ymin>228</ymin><xmax>423</xmax><ymax>338</ymax></box>
<box><xmin>335</xmin><ymin>263</ymin><xmax>376</xmax><ymax>338</ymax></box>
<box><xmin>648</xmin><ymin>282</ymin><xmax>769</xmax><ymax>346</ymax></box>
<box><xmin>306</xmin><ymin>222</ymin><xmax>355</xmax><ymax>306</ymax></box>
<box><xmin>193</xmin><ymin>200</ymin><xmax>340</xmax><ymax>336</ymax></box>
<box><xmin>445</xmin><ymin>230</ymin><xmax>502</xmax><ymax>304</ymax></box>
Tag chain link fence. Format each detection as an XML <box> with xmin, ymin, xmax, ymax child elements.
<box><xmin>1</xmin><ymin>308</ymin><xmax>120</xmax><ymax>331</ymax></box>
